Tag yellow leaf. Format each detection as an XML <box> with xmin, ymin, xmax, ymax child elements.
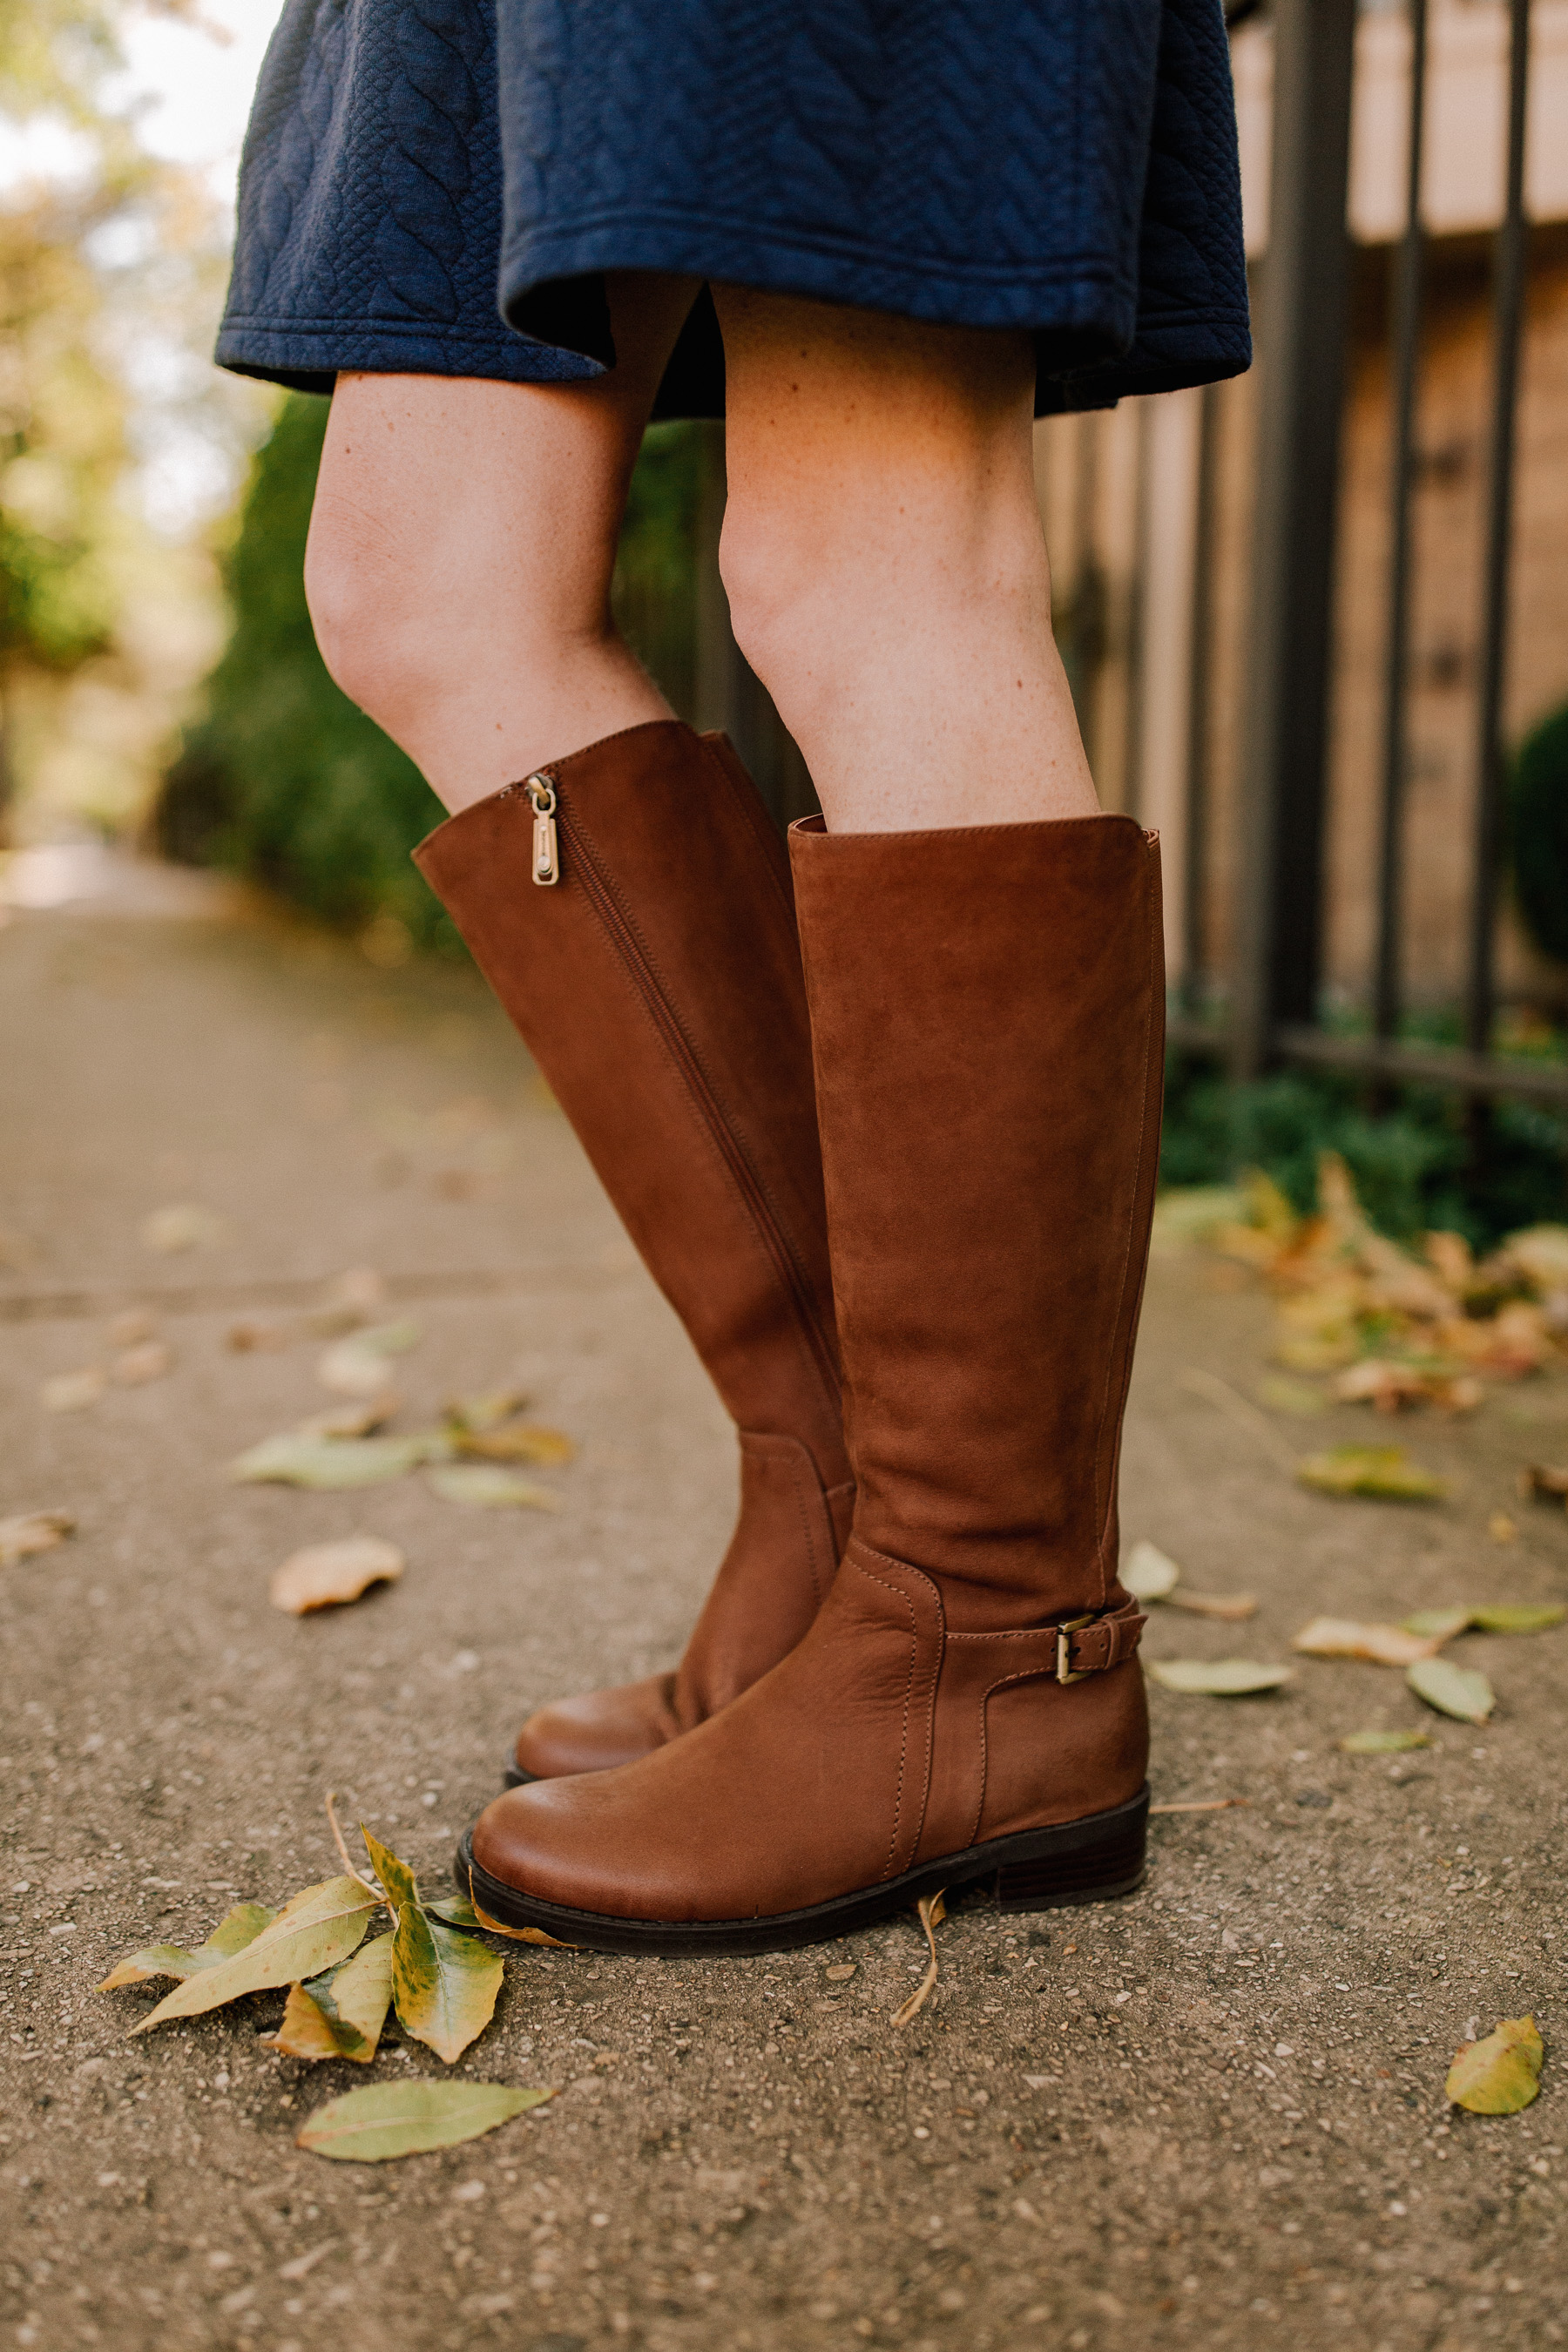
<box><xmin>1405</xmin><ymin>1658</ymin><xmax>1495</xmax><ymax>1723</ymax></box>
<box><xmin>99</xmin><ymin>1901</ymin><xmax>276</xmax><ymax>1990</ymax></box>
<box><xmin>129</xmin><ymin>1877</ymin><xmax>377</xmax><ymax>2031</ymax></box>
<box><xmin>1292</xmin><ymin>1618</ymin><xmax>1441</xmax><ymax>1666</ymax></box>
<box><xmin>1166</xmin><ymin>1590</ymin><xmax>1258</xmax><ymax>1621</ymax></box>
<box><xmin>297</xmin><ymin>2079</ymin><xmax>556</xmax><ymax>2163</ymax></box>
<box><xmin>360</xmin><ymin>1824</ymin><xmax>421</xmax><ymax>1915</ymax></box>
<box><xmin>452</xmin><ymin>1423</ymin><xmax>577</xmax><ymax>1467</ymax></box>
<box><xmin>1470</xmin><ymin>1603</ymin><xmax>1566</xmax><ymax>1635</ymax></box>
<box><xmin>427</xmin><ymin>1465</ymin><xmax>561</xmax><ymax>1511</ymax></box>
<box><xmin>1446</xmin><ymin>2017</ymin><xmax>1544</xmax><ymax>2114</ymax></box>
<box><xmin>269</xmin><ymin>1536</ymin><xmax>405</xmax><ymax>1615</ymax></box>
<box><xmin>391</xmin><ymin>1909</ymin><xmax>504</xmax><ymax>2065</ymax></box>
<box><xmin>0</xmin><ymin>1511</ymin><xmax>74</xmax><ymax>1566</ymax></box>
<box><xmin>264</xmin><ymin>1932</ymin><xmax>394</xmax><ymax>2064</ymax></box>
<box><xmin>1296</xmin><ymin>1446</ymin><xmax>1448</xmax><ymax>1502</ymax></box>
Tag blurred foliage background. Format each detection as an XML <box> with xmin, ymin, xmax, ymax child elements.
<box><xmin>2</xmin><ymin>1</ymin><xmax>1564</xmax><ymax>1241</ymax></box>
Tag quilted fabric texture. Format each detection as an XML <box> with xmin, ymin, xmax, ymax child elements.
<box><xmin>217</xmin><ymin>0</ymin><xmax>1249</xmax><ymax>417</ymax></box>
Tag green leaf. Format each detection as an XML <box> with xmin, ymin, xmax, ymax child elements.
<box><xmin>428</xmin><ymin>1893</ymin><xmax>483</xmax><ymax>1930</ymax></box>
<box><xmin>426</xmin><ymin>1464</ymin><xmax>562</xmax><ymax>1511</ymax></box>
<box><xmin>1337</xmin><ymin>1728</ymin><xmax>1432</xmax><ymax>1754</ymax></box>
<box><xmin>1470</xmin><ymin>1603</ymin><xmax>1566</xmax><ymax>1635</ymax></box>
<box><xmin>99</xmin><ymin>1902</ymin><xmax>276</xmax><ymax>1990</ymax></box>
<box><xmin>1406</xmin><ymin>1658</ymin><xmax>1496</xmax><ymax>1723</ymax></box>
<box><xmin>1146</xmin><ymin>1659</ymin><xmax>1294</xmax><ymax>1696</ymax></box>
<box><xmin>1296</xmin><ymin>1446</ymin><xmax>1448</xmax><ymax>1502</ymax></box>
<box><xmin>1402</xmin><ymin>1607</ymin><xmax>1474</xmax><ymax>1643</ymax></box>
<box><xmin>1122</xmin><ymin>1540</ymin><xmax>1180</xmax><ymax>1602</ymax></box>
<box><xmin>1257</xmin><ymin>1375</ymin><xmax>1331</xmax><ymax>1417</ymax></box>
<box><xmin>391</xmin><ymin>1909</ymin><xmax>504</xmax><ymax>2065</ymax></box>
<box><xmin>360</xmin><ymin>1823</ymin><xmax>421</xmax><ymax>1916</ymax></box>
<box><xmin>229</xmin><ymin>1433</ymin><xmax>434</xmax><ymax>1490</ymax></box>
<box><xmin>129</xmin><ymin>1876</ymin><xmax>378</xmax><ymax>2031</ymax></box>
<box><xmin>1445</xmin><ymin>2017</ymin><xmax>1544</xmax><ymax>2114</ymax></box>
<box><xmin>297</xmin><ymin>2079</ymin><xmax>557</xmax><ymax>2163</ymax></box>
<box><xmin>265</xmin><ymin>1930</ymin><xmax>395</xmax><ymax>2064</ymax></box>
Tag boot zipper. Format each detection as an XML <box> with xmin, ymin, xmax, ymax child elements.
<box><xmin>503</xmin><ymin>768</ymin><xmax>841</xmax><ymax>1409</ymax></box>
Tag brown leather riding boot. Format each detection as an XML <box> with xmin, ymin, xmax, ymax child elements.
<box><xmin>457</xmin><ymin>811</ymin><xmax>1164</xmax><ymax>1952</ymax></box>
<box><xmin>412</xmin><ymin>721</ymin><xmax>853</xmax><ymax>1780</ymax></box>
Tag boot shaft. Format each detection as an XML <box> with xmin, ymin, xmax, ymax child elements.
<box><xmin>788</xmin><ymin>812</ymin><xmax>1165</xmax><ymax>1625</ymax></box>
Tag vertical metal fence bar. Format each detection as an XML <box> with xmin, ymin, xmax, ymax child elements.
<box><xmin>1182</xmin><ymin>380</ymin><xmax>1221</xmax><ymax>1013</ymax></box>
<box><xmin>1231</xmin><ymin>0</ymin><xmax>1357</xmax><ymax>1079</ymax></box>
<box><xmin>1372</xmin><ymin>0</ymin><xmax>1429</xmax><ymax>1046</ymax></box>
<box><xmin>1464</xmin><ymin>0</ymin><xmax>1533</xmax><ymax>1058</ymax></box>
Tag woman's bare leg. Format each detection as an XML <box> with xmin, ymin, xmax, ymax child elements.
<box><xmin>302</xmin><ymin>272</ymin><xmax>698</xmax><ymax>813</ymax></box>
<box><xmin>711</xmin><ymin>287</ymin><xmax>1098</xmax><ymax>833</ymax></box>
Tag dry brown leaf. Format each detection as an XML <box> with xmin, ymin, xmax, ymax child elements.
<box><xmin>825</xmin><ymin>1963</ymin><xmax>857</xmax><ymax>1980</ymax></box>
<box><xmin>0</xmin><ymin>1511</ymin><xmax>75</xmax><ymax>1566</ymax></box>
<box><xmin>1520</xmin><ymin>1463</ymin><xmax>1568</xmax><ymax>1504</ymax></box>
<box><xmin>1489</xmin><ymin>1511</ymin><xmax>1520</xmax><ymax>1543</ymax></box>
<box><xmin>112</xmin><ymin>1340</ymin><xmax>173</xmax><ymax>1387</ymax></box>
<box><xmin>1148</xmin><ymin>1797</ymin><xmax>1250</xmax><ymax>1814</ymax></box>
<box><xmin>451</xmin><ymin>1423</ymin><xmax>578</xmax><ymax>1467</ymax></box>
<box><xmin>226</xmin><ymin>1317</ymin><xmax>292</xmax><ymax>1353</ymax></box>
<box><xmin>1165</xmin><ymin>1589</ymin><xmax>1258</xmax><ymax>1621</ymax></box>
<box><xmin>466</xmin><ymin>1885</ymin><xmax>576</xmax><ymax>1948</ymax></box>
<box><xmin>41</xmin><ymin>1368</ymin><xmax>105</xmax><ymax>1413</ymax></box>
<box><xmin>1291</xmin><ymin>1617</ymin><xmax>1441</xmax><ymax>1666</ymax></box>
<box><xmin>892</xmin><ymin>1891</ymin><xmax>947</xmax><ymax>2029</ymax></box>
<box><xmin>270</xmin><ymin>1536</ymin><xmax>405</xmax><ymax>1616</ymax></box>
<box><xmin>1334</xmin><ymin>1359</ymin><xmax>1482</xmax><ymax>1416</ymax></box>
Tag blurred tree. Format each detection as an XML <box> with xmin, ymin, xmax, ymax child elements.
<box><xmin>159</xmin><ymin>401</ymin><xmax>706</xmax><ymax>953</ymax></box>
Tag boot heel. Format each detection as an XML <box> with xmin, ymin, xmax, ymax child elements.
<box><xmin>994</xmin><ymin>1814</ymin><xmax>1146</xmax><ymax>1912</ymax></box>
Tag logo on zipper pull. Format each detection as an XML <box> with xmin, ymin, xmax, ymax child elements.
<box><xmin>524</xmin><ymin>774</ymin><xmax>559</xmax><ymax>886</ymax></box>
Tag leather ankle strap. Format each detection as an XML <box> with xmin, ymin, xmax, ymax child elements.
<box><xmin>1053</xmin><ymin>1595</ymin><xmax>1146</xmax><ymax>1682</ymax></box>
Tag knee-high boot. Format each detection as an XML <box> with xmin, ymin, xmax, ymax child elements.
<box><xmin>413</xmin><ymin>721</ymin><xmax>854</xmax><ymax>1779</ymax></box>
<box><xmin>457</xmin><ymin>811</ymin><xmax>1163</xmax><ymax>1950</ymax></box>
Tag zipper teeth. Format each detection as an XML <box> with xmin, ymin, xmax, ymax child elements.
<box><xmin>549</xmin><ymin>792</ymin><xmax>841</xmax><ymax>1409</ymax></box>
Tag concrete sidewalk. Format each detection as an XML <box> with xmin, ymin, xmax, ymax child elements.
<box><xmin>2</xmin><ymin>890</ymin><xmax>1565</xmax><ymax>2352</ymax></box>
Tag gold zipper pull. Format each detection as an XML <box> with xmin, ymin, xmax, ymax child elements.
<box><xmin>524</xmin><ymin>773</ymin><xmax>559</xmax><ymax>886</ymax></box>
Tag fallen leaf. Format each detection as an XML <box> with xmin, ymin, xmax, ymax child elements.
<box><xmin>139</xmin><ymin>1203</ymin><xmax>227</xmax><ymax>1254</ymax></box>
<box><xmin>1146</xmin><ymin>1659</ymin><xmax>1294</xmax><ymax>1696</ymax></box>
<box><xmin>1292</xmin><ymin>1617</ymin><xmax>1441</xmax><ymax>1666</ymax></box>
<box><xmin>296</xmin><ymin>2079</ymin><xmax>556</xmax><ymax>2163</ymax></box>
<box><xmin>226</xmin><ymin>1317</ymin><xmax>291</xmax><ymax>1353</ymax></box>
<box><xmin>1166</xmin><ymin>1589</ymin><xmax>1259</xmax><ymax>1621</ymax></box>
<box><xmin>1337</xmin><ymin>1728</ymin><xmax>1433</xmax><ymax>1754</ymax></box>
<box><xmin>892</xmin><ymin>1891</ymin><xmax>947</xmax><ymax>2029</ymax></box>
<box><xmin>1470</xmin><ymin>1602</ymin><xmax>1566</xmax><ymax>1634</ymax></box>
<box><xmin>229</xmin><ymin>1433</ymin><xmax>435</xmax><ymax>1489</ymax></box>
<box><xmin>0</xmin><ymin>1511</ymin><xmax>75</xmax><ymax>1566</ymax></box>
<box><xmin>1148</xmin><ymin>1797</ymin><xmax>1251</xmax><ymax>1813</ymax></box>
<box><xmin>112</xmin><ymin>1340</ymin><xmax>173</xmax><ymax>1386</ymax></box>
<box><xmin>270</xmin><ymin>1536</ymin><xmax>406</xmax><ymax>1616</ymax></box>
<box><xmin>427</xmin><ymin>1893</ymin><xmax>483</xmax><ymax>1930</ymax></box>
<box><xmin>1122</xmin><ymin>1540</ymin><xmax>1179</xmax><ymax>1601</ymax></box>
<box><xmin>362</xmin><ymin>1826</ymin><xmax>503</xmax><ymax>2064</ymax></box>
<box><xmin>317</xmin><ymin>1320</ymin><xmax>422</xmax><ymax>1396</ymax></box>
<box><xmin>1402</xmin><ymin>1607</ymin><xmax>1474</xmax><ymax>1644</ymax></box>
<box><xmin>427</xmin><ymin>1465</ymin><xmax>562</xmax><ymax>1511</ymax></box>
<box><xmin>444</xmin><ymin>1390</ymin><xmax>531</xmax><ymax>1433</ymax></box>
<box><xmin>298</xmin><ymin>1397</ymin><xmax>402</xmax><ymax>1438</ymax></box>
<box><xmin>1333</xmin><ymin>1358</ymin><xmax>1483</xmax><ymax>1416</ymax></box>
<box><xmin>1517</xmin><ymin>1463</ymin><xmax>1568</xmax><ymax>1504</ymax></box>
<box><xmin>99</xmin><ymin>1902</ymin><xmax>277</xmax><ymax>1990</ymax></box>
<box><xmin>463</xmin><ymin>1883</ymin><xmax>576</xmax><ymax>1947</ymax></box>
<box><xmin>263</xmin><ymin>1931</ymin><xmax>394</xmax><ymax>2064</ymax></box>
<box><xmin>128</xmin><ymin>1876</ymin><xmax>378</xmax><ymax>2031</ymax></box>
<box><xmin>1488</xmin><ymin>1512</ymin><xmax>1519</xmax><ymax>1543</ymax></box>
<box><xmin>1446</xmin><ymin>2016</ymin><xmax>1544</xmax><ymax>2114</ymax></box>
<box><xmin>1406</xmin><ymin>1657</ymin><xmax>1495</xmax><ymax>1723</ymax></box>
<box><xmin>1257</xmin><ymin>1375</ymin><xmax>1331</xmax><ymax>1416</ymax></box>
<box><xmin>1296</xmin><ymin>1446</ymin><xmax>1448</xmax><ymax>1501</ymax></box>
<box><xmin>41</xmin><ymin>1368</ymin><xmax>104</xmax><ymax>1413</ymax></box>
<box><xmin>450</xmin><ymin>1423</ymin><xmax>578</xmax><ymax>1467</ymax></box>
<box><xmin>825</xmin><ymin>1963</ymin><xmax>857</xmax><ymax>1981</ymax></box>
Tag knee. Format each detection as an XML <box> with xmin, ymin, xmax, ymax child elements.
<box><xmin>718</xmin><ymin>495</ymin><xmax>848</xmax><ymax>728</ymax></box>
<box><xmin>301</xmin><ymin>502</ymin><xmax>428</xmax><ymax>732</ymax></box>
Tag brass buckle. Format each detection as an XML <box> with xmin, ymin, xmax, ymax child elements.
<box><xmin>1055</xmin><ymin>1613</ymin><xmax>1096</xmax><ymax>1685</ymax></box>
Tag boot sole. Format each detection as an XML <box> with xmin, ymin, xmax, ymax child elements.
<box><xmin>455</xmin><ymin>1784</ymin><xmax>1148</xmax><ymax>1957</ymax></box>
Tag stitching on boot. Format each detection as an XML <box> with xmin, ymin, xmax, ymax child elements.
<box><xmin>846</xmin><ymin>1551</ymin><xmax>924</xmax><ymax>1882</ymax></box>
<box><xmin>1088</xmin><ymin>863</ymin><xmax>1159</xmax><ymax>1603</ymax></box>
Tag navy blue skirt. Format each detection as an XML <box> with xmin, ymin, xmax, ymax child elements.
<box><xmin>216</xmin><ymin>0</ymin><xmax>1250</xmax><ymax>419</ymax></box>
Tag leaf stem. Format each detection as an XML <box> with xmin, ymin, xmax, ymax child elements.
<box><xmin>325</xmin><ymin>1789</ymin><xmax>388</xmax><ymax>1908</ymax></box>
